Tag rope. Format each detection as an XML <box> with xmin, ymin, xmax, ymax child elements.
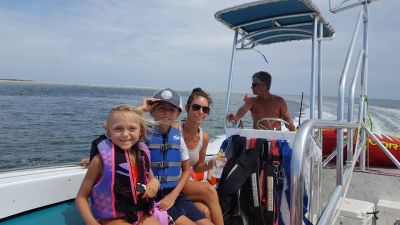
<box><xmin>364</xmin><ymin>95</ymin><xmax>374</xmax><ymax>131</ymax></box>
<box><xmin>253</xmin><ymin>48</ymin><xmax>269</xmax><ymax>64</ymax></box>
<box><xmin>363</xmin><ymin>95</ymin><xmax>372</xmax><ymax>167</ymax></box>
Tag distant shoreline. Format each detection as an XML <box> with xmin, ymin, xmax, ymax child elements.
<box><xmin>1</xmin><ymin>79</ymin><xmax>397</xmax><ymax>101</ymax></box>
<box><xmin>0</xmin><ymin>79</ymin><xmax>187</xmax><ymax>92</ymax></box>
<box><xmin>0</xmin><ymin>79</ymin><xmax>35</xmax><ymax>82</ymax></box>
<box><xmin>0</xmin><ymin>79</ymin><xmax>207</xmax><ymax>93</ymax></box>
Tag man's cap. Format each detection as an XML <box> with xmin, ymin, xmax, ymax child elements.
<box><xmin>152</xmin><ymin>88</ymin><xmax>183</xmax><ymax>112</ymax></box>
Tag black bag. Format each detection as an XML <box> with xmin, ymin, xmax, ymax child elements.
<box><xmin>218</xmin><ymin>136</ymin><xmax>268</xmax><ymax>225</ymax></box>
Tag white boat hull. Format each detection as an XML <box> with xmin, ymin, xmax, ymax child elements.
<box><xmin>0</xmin><ymin>165</ymin><xmax>86</xmax><ymax>219</ymax></box>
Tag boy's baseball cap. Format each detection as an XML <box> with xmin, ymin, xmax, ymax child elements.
<box><xmin>152</xmin><ymin>88</ymin><xmax>183</xmax><ymax>112</ymax></box>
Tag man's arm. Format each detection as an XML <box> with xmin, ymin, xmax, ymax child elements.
<box><xmin>226</xmin><ymin>98</ymin><xmax>253</xmax><ymax>124</ymax></box>
<box><xmin>280</xmin><ymin>98</ymin><xmax>296</xmax><ymax>131</ymax></box>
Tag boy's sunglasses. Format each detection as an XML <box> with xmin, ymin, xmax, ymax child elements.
<box><xmin>191</xmin><ymin>104</ymin><xmax>210</xmax><ymax>114</ymax></box>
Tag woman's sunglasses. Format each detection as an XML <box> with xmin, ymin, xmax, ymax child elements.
<box><xmin>191</xmin><ymin>103</ymin><xmax>210</xmax><ymax>114</ymax></box>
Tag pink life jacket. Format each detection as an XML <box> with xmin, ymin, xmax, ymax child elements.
<box><xmin>90</xmin><ymin>135</ymin><xmax>150</xmax><ymax>223</ymax></box>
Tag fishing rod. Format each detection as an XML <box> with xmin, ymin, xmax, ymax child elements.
<box><xmin>298</xmin><ymin>92</ymin><xmax>304</xmax><ymax>128</ymax></box>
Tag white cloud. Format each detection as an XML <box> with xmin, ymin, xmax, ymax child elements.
<box><xmin>0</xmin><ymin>0</ymin><xmax>398</xmax><ymax>99</ymax></box>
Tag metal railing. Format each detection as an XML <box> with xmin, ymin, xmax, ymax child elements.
<box><xmin>290</xmin><ymin>120</ymin><xmax>359</xmax><ymax>225</ymax></box>
<box><xmin>365</xmin><ymin>128</ymin><xmax>400</xmax><ymax>169</ymax></box>
<box><xmin>291</xmin><ymin>121</ymin><xmax>400</xmax><ymax>225</ymax></box>
<box><xmin>291</xmin><ymin>1</ymin><xmax>400</xmax><ymax>224</ymax></box>
<box><xmin>329</xmin><ymin>0</ymin><xmax>379</xmax><ymax>14</ymax></box>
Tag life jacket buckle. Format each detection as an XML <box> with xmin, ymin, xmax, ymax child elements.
<box><xmin>274</xmin><ymin>165</ymin><xmax>284</xmax><ymax>177</ymax></box>
<box><xmin>159</xmin><ymin>176</ymin><xmax>168</xmax><ymax>182</ymax></box>
<box><xmin>274</xmin><ymin>165</ymin><xmax>284</xmax><ymax>190</ymax></box>
<box><xmin>274</xmin><ymin>165</ymin><xmax>279</xmax><ymax>174</ymax></box>
<box><xmin>153</xmin><ymin>162</ymin><xmax>168</xmax><ymax>168</ymax></box>
<box><xmin>272</xmin><ymin>160</ymin><xmax>280</xmax><ymax>167</ymax></box>
<box><xmin>160</xmin><ymin>144</ymin><xmax>168</xmax><ymax>151</ymax></box>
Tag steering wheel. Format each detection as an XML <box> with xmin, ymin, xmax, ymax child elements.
<box><xmin>231</xmin><ymin>120</ymin><xmax>243</xmax><ymax>129</ymax></box>
<box><xmin>256</xmin><ymin>117</ymin><xmax>289</xmax><ymax>130</ymax></box>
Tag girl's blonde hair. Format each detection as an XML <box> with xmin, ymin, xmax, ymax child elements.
<box><xmin>105</xmin><ymin>104</ymin><xmax>149</xmax><ymax>142</ymax></box>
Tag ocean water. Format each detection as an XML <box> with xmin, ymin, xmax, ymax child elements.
<box><xmin>1</xmin><ymin>81</ymin><xmax>399</xmax><ymax>170</ymax></box>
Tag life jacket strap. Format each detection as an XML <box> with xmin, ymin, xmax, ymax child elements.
<box><xmin>263</xmin><ymin>139</ymin><xmax>284</xmax><ymax>224</ymax></box>
<box><xmin>148</xmin><ymin>144</ymin><xmax>180</xmax><ymax>150</ymax></box>
<box><xmin>271</xmin><ymin>140</ymin><xmax>281</xmax><ymax>166</ymax></box>
<box><xmin>152</xmin><ymin>162</ymin><xmax>181</xmax><ymax>168</ymax></box>
<box><xmin>156</xmin><ymin>176</ymin><xmax>180</xmax><ymax>183</ymax></box>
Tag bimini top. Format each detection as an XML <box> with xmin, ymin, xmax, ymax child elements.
<box><xmin>215</xmin><ymin>0</ymin><xmax>335</xmax><ymax>47</ymax></box>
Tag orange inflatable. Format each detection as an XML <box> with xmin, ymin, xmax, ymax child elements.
<box><xmin>322</xmin><ymin>129</ymin><xmax>400</xmax><ymax>167</ymax></box>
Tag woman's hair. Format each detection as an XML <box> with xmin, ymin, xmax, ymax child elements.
<box><xmin>105</xmin><ymin>104</ymin><xmax>149</xmax><ymax>142</ymax></box>
<box><xmin>186</xmin><ymin>87</ymin><xmax>213</xmax><ymax>106</ymax></box>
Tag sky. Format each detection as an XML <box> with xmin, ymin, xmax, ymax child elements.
<box><xmin>0</xmin><ymin>0</ymin><xmax>399</xmax><ymax>100</ymax></box>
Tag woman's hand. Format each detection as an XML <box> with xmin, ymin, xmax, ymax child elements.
<box><xmin>205</xmin><ymin>159</ymin><xmax>215</xmax><ymax>171</ymax></box>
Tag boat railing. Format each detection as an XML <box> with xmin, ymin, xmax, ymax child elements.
<box><xmin>292</xmin><ymin>122</ymin><xmax>400</xmax><ymax>225</ymax></box>
<box><xmin>364</xmin><ymin>128</ymin><xmax>400</xmax><ymax>169</ymax></box>
<box><xmin>321</xmin><ymin>127</ymin><xmax>400</xmax><ymax>169</ymax></box>
<box><xmin>336</xmin><ymin>8</ymin><xmax>366</xmax><ymax>179</ymax></box>
<box><xmin>346</xmin><ymin>48</ymin><xmax>365</xmax><ymax>164</ymax></box>
<box><xmin>290</xmin><ymin>119</ymin><xmax>359</xmax><ymax>225</ymax></box>
<box><xmin>291</xmin><ymin>2</ymin><xmax>399</xmax><ymax>223</ymax></box>
<box><xmin>329</xmin><ymin>0</ymin><xmax>379</xmax><ymax>14</ymax></box>
<box><xmin>324</xmin><ymin>0</ymin><xmax>400</xmax><ymax>170</ymax></box>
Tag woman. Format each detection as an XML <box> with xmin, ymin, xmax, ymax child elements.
<box><xmin>181</xmin><ymin>88</ymin><xmax>224</xmax><ymax>225</ymax></box>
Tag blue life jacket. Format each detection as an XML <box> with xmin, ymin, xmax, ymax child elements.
<box><xmin>147</xmin><ymin>127</ymin><xmax>181</xmax><ymax>193</ymax></box>
<box><xmin>278</xmin><ymin>140</ymin><xmax>312</xmax><ymax>225</ymax></box>
<box><xmin>90</xmin><ymin>135</ymin><xmax>151</xmax><ymax>223</ymax></box>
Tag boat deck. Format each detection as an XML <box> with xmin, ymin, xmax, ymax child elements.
<box><xmin>321</xmin><ymin>167</ymin><xmax>400</xmax><ymax>205</ymax></box>
<box><xmin>363</xmin><ymin>167</ymin><xmax>400</xmax><ymax>176</ymax></box>
<box><xmin>0</xmin><ymin>200</ymin><xmax>84</xmax><ymax>225</ymax></box>
<box><xmin>324</xmin><ymin>165</ymin><xmax>400</xmax><ymax>177</ymax></box>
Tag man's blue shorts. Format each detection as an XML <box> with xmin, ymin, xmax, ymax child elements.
<box><xmin>167</xmin><ymin>195</ymin><xmax>206</xmax><ymax>222</ymax></box>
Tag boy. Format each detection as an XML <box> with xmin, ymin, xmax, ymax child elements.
<box><xmin>139</xmin><ymin>88</ymin><xmax>212</xmax><ymax>225</ymax></box>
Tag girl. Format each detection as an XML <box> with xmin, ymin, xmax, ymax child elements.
<box><xmin>181</xmin><ymin>88</ymin><xmax>224</xmax><ymax>225</ymax></box>
<box><xmin>76</xmin><ymin>104</ymin><xmax>161</xmax><ymax>225</ymax></box>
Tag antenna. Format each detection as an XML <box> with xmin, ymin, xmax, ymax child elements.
<box><xmin>298</xmin><ymin>92</ymin><xmax>304</xmax><ymax>129</ymax></box>
<box><xmin>329</xmin><ymin>0</ymin><xmax>379</xmax><ymax>13</ymax></box>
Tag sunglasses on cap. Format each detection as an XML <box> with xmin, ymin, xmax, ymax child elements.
<box><xmin>191</xmin><ymin>103</ymin><xmax>210</xmax><ymax>114</ymax></box>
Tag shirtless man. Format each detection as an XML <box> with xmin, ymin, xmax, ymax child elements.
<box><xmin>226</xmin><ymin>71</ymin><xmax>296</xmax><ymax>131</ymax></box>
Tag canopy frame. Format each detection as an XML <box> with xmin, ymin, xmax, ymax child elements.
<box><xmin>215</xmin><ymin>0</ymin><xmax>335</xmax><ymax>131</ymax></box>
